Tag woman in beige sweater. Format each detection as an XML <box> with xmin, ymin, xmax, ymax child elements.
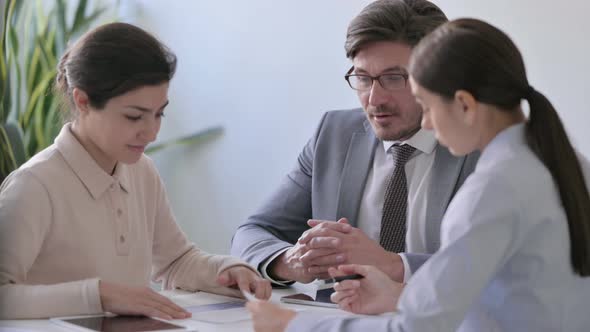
<box><xmin>0</xmin><ymin>22</ymin><xmax>270</xmax><ymax>320</ymax></box>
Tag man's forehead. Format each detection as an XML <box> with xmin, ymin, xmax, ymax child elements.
<box><xmin>353</xmin><ymin>65</ymin><xmax>407</xmax><ymax>74</ymax></box>
<box><xmin>351</xmin><ymin>41</ymin><xmax>412</xmax><ymax>73</ymax></box>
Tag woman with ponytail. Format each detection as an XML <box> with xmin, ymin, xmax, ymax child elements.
<box><xmin>246</xmin><ymin>18</ymin><xmax>590</xmax><ymax>332</ymax></box>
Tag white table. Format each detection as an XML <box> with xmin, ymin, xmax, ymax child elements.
<box><xmin>0</xmin><ymin>282</ymin><xmax>354</xmax><ymax>332</ymax></box>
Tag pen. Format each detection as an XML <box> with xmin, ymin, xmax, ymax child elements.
<box><xmin>316</xmin><ymin>274</ymin><xmax>364</xmax><ymax>291</ymax></box>
<box><xmin>330</xmin><ymin>273</ymin><xmax>364</xmax><ymax>283</ymax></box>
<box><xmin>319</xmin><ymin>273</ymin><xmax>364</xmax><ymax>287</ymax></box>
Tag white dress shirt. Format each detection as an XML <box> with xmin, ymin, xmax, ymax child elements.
<box><xmin>357</xmin><ymin>128</ymin><xmax>437</xmax><ymax>281</ymax></box>
<box><xmin>262</xmin><ymin>128</ymin><xmax>437</xmax><ymax>283</ymax></box>
<box><xmin>287</xmin><ymin>123</ymin><xmax>590</xmax><ymax>331</ymax></box>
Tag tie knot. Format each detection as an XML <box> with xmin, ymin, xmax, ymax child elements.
<box><xmin>390</xmin><ymin>144</ymin><xmax>416</xmax><ymax>166</ymax></box>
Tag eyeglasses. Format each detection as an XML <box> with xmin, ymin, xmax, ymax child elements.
<box><xmin>344</xmin><ymin>66</ymin><xmax>408</xmax><ymax>91</ymax></box>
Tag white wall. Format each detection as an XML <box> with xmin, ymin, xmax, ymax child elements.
<box><xmin>126</xmin><ymin>0</ymin><xmax>590</xmax><ymax>254</ymax></box>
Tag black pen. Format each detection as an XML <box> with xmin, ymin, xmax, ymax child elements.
<box><xmin>321</xmin><ymin>273</ymin><xmax>364</xmax><ymax>286</ymax></box>
<box><xmin>317</xmin><ymin>274</ymin><xmax>364</xmax><ymax>291</ymax></box>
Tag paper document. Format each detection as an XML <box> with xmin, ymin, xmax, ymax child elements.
<box><xmin>189</xmin><ymin>307</ymin><xmax>251</xmax><ymax>324</ymax></box>
<box><xmin>185</xmin><ymin>301</ymin><xmax>246</xmax><ymax>313</ymax></box>
<box><xmin>171</xmin><ymin>293</ymin><xmax>251</xmax><ymax>324</ymax></box>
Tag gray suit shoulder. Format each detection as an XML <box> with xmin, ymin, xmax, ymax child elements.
<box><xmin>321</xmin><ymin>108</ymin><xmax>367</xmax><ymax>131</ymax></box>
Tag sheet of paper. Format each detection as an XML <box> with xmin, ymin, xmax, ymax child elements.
<box><xmin>0</xmin><ymin>328</ymin><xmax>44</xmax><ymax>332</ymax></box>
<box><xmin>170</xmin><ymin>292</ymin><xmax>240</xmax><ymax>307</ymax></box>
<box><xmin>170</xmin><ymin>292</ymin><xmax>252</xmax><ymax>324</ymax></box>
<box><xmin>169</xmin><ymin>291</ymin><xmax>306</xmax><ymax>325</ymax></box>
<box><xmin>185</xmin><ymin>301</ymin><xmax>246</xmax><ymax>314</ymax></box>
<box><xmin>189</xmin><ymin>307</ymin><xmax>251</xmax><ymax>324</ymax></box>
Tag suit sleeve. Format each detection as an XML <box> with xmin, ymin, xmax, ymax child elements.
<box><xmin>230</xmin><ymin>112</ymin><xmax>330</xmax><ymax>273</ymax></box>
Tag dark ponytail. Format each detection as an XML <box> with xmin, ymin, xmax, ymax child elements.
<box><xmin>409</xmin><ymin>18</ymin><xmax>590</xmax><ymax>276</ymax></box>
<box><xmin>525</xmin><ymin>88</ymin><xmax>590</xmax><ymax>275</ymax></box>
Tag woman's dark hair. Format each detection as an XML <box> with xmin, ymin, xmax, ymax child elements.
<box><xmin>55</xmin><ymin>22</ymin><xmax>177</xmax><ymax>110</ymax></box>
<box><xmin>345</xmin><ymin>0</ymin><xmax>448</xmax><ymax>59</ymax></box>
<box><xmin>409</xmin><ymin>18</ymin><xmax>590</xmax><ymax>276</ymax></box>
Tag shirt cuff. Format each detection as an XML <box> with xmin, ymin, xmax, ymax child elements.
<box><xmin>399</xmin><ymin>253</ymin><xmax>412</xmax><ymax>283</ymax></box>
<box><xmin>87</xmin><ymin>278</ymin><xmax>104</xmax><ymax>313</ymax></box>
<box><xmin>260</xmin><ymin>247</ymin><xmax>294</xmax><ymax>286</ymax></box>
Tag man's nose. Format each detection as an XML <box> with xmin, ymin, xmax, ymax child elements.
<box><xmin>368</xmin><ymin>80</ymin><xmax>391</xmax><ymax>107</ymax></box>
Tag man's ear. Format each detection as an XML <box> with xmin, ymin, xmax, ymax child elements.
<box><xmin>72</xmin><ymin>88</ymin><xmax>91</xmax><ymax>116</ymax></box>
<box><xmin>454</xmin><ymin>90</ymin><xmax>478</xmax><ymax>126</ymax></box>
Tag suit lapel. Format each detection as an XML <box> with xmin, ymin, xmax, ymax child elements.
<box><xmin>425</xmin><ymin>144</ymin><xmax>466</xmax><ymax>251</ymax></box>
<box><xmin>336</xmin><ymin>121</ymin><xmax>378</xmax><ymax>227</ymax></box>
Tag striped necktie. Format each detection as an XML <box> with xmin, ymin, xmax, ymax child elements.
<box><xmin>379</xmin><ymin>144</ymin><xmax>416</xmax><ymax>252</ymax></box>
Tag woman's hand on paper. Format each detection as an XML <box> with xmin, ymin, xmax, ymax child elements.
<box><xmin>99</xmin><ymin>280</ymin><xmax>191</xmax><ymax>320</ymax></box>
<box><xmin>217</xmin><ymin>266</ymin><xmax>272</xmax><ymax>300</ymax></box>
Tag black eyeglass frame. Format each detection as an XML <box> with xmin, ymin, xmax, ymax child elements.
<box><xmin>344</xmin><ymin>66</ymin><xmax>409</xmax><ymax>91</ymax></box>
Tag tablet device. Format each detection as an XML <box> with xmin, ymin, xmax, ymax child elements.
<box><xmin>50</xmin><ymin>314</ymin><xmax>189</xmax><ymax>332</ymax></box>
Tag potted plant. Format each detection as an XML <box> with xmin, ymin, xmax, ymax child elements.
<box><xmin>0</xmin><ymin>0</ymin><xmax>108</xmax><ymax>183</ymax></box>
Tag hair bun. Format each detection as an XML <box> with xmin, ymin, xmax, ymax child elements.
<box><xmin>56</xmin><ymin>50</ymin><xmax>71</xmax><ymax>90</ymax></box>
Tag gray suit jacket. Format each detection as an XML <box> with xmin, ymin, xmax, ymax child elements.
<box><xmin>231</xmin><ymin>109</ymin><xmax>479</xmax><ymax>274</ymax></box>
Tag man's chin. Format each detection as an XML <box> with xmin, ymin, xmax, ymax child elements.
<box><xmin>374</xmin><ymin>125</ymin><xmax>421</xmax><ymax>141</ymax></box>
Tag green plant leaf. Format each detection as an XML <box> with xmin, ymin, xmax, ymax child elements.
<box><xmin>0</xmin><ymin>37</ymin><xmax>8</xmax><ymax>124</ymax></box>
<box><xmin>23</xmin><ymin>2</ymin><xmax>37</xmax><ymax>92</ymax></box>
<box><xmin>2</xmin><ymin>0</ymin><xmax>10</xmax><ymax>38</ymax></box>
<box><xmin>37</xmin><ymin>31</ymin><xmax>57</xmax><ymax>71</ymax></box>
<box><xmin>7</xmin><ymin>23</ymin><xmax>18</xmax><ymax>56</ymax></box>
<box><xmin>43</xmin><ymin>98</ymin><xmax>61</xmax><ymax>145</ymax></box>
<box><xmin>1</xmin><ymin>122</ymin><xmax>26</xmax><ymax>165</ymax></box>
<box><xmin>0</xmin><ymin>67</ymin><xmax>10</xmax><ymax>124</ymax></box>
<box><xmin>145</xmin><ymin>126</ymin><xmax>224</xmax><ymax>155</ymax></box>
<box><xmin>33</xmin><ymin>94</ymin><xmax>46</xmax><ymax>151</ymax></box>
<box><xmin>9</xmin><ymin>0</ymin><xmax>24</xmax><ymax>26</ymax></box>
<box><xmin>55</xmin><ymin>0</ymin><xmax>67</xmax><ymax>52</ymax></box>
<box><xmin>0</xmin><ymin>41</ymin><xmax>5</xmax><ymax>76</ymax></box>
<box><xmin>34</xmin><ymin>0</ymin><xmax>47</xmax><ymax>36</ymax></box>
<box><xmin>21</xmin><ymin>70</ymin><xmax>55</xmax><ymax>129</ymax></box>
<box><xmin>26</xmin><ymin>42</ymin><xmax>42</xmax><ymax>96</ymax></box>
<box><xmin>6</xmin><ymin>14</ymin><xmax>21</xmax><ymax>124</ymax></box>
<box><xmin>0</xmin><ymin>126</ymin><xmax>18</xmax><ymax>181</ymax></box>
<box><xmin>0</xmin><ymin>121</ymin><xmax>27</xmax><ymax>183</ymax></box>
<box><xmin>71</xmin><ymin>0</ymin><xmax>88</xmax><ymax>38</ymax></box>
<box><xmin>0</xmin><ymin>125</ymin><xmax>18</xmax><ymax>181</ymax></box>
<box><xmin>1</xmin><ymin>0</ymin><xmax>12</xmax><ymax>56</ymax></box>
<box><xmin>70</xmin><ymin>6</ymin><xmax>107</xmax><ymax>38</ymax></box>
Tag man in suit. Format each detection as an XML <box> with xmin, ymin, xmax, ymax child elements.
<box><xmin>231</xmin><ymin>0</ymin><xmax>479</xmax><ymax>285</ymax></box>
